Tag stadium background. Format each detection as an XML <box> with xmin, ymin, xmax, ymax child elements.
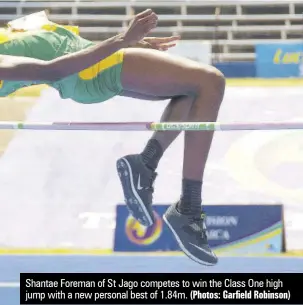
<box><xmin>0</xmin><ymin>1</ymin><xmax>303</xmax><ymax>295</ymax></box>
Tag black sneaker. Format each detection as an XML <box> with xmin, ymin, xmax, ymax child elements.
<box><xmin>163</xmin><ymin>201</ymin><xmax>218</xmax><ymax>266</ymax></box>
<box><xmin>116</xmin><ymin>154</ymin><xmax>157</xmax><ymax>227</ymax></box>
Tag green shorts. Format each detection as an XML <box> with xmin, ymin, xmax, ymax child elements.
<box><xmin>0</xmin><ymin>21</ymin><xmax>125</xmax><ymax>101</ymax></box>
<box><xmin>52</xmin><ymin>49</ymin><xmax>125</xmax><ymax>104</ymax></box>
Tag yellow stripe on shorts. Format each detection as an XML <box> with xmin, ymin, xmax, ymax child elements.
<box><xmin>78</xmin><ymin>50</ymin><xmax>124</xmax><ymax>80</ymax></box>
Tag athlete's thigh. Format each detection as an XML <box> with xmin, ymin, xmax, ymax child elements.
<box><xmin>121</xmin><ymin>48</ymin><xmax>213</xmax><ymax>97</ymax></box>
<box><xmin>119</xmin><ymin>90</ymin><xmax>169</xmax><ymax>101</ymax></box>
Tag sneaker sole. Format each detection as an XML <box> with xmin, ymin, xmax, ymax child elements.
<box><xmin>116</xmin><ymin>157</ymin><xmax>154</xmax><ymax>227</ymax></box>
<box><xmin>163</xmin><ymin>214</ymin><xmax>217</xmax><ymax>266</ymax></box>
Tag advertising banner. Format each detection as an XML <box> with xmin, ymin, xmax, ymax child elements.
<box><xmin>114</xmin><ymin>204</ymin><xmax>284</xmax><ymax>254</ymax></box>
<box><xmin>256</xmin><ymin>43</ymin><xmax>303</xmax><ymax>78</ymax></box>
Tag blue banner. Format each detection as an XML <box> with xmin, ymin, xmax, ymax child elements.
<box><xmin>114</xmin><ymin>204</ymin><xmax>284</xmax><ymax>254</ymax></box>
<box><xmin>214</xmin><ymin>62</ymin><xmax>256</xmax><ymax>78</ymax></box>
<box><xmin>256</xmin><ymin>43</ymin><xmax>303</xmax><ymax>78</ymax></box>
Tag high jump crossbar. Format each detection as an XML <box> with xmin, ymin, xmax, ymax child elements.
<box><xmin>0</xmin><ymin>121</ymin><xmax>303</xmax><ymax>131</ymax></box>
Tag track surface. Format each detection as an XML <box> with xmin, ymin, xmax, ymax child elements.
<box><xmin>0</xmin><ymin>255</ymin><xmax>302</xmax><ymax>304</ymax></box>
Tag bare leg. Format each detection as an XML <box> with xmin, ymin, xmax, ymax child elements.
<box><xmin>121</xmin><ymin>48</ymin><xmax>225</xmax><ymax>181</ymax></box>
<box><xmin>120</xmin><ymin>89</ymin><xmax>195</xmax><ymax>153</ymax></box>
<box><xmin>119</xmin><ymin>90</ymin><xmax>169</xmax><ymax>101</ymax></box>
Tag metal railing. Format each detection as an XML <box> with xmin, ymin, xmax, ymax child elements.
<box><xmin>0</xmin><ymin>0</ymin><xmax>302</xmax><ymax>61</ymax></box>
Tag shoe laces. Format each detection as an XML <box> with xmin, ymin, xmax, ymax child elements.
<box><xmin>147</xmin><ymin>172</ymin><xmax>157</xmax><ymax>192</ymax></box>
<box><xmin>191</xmin><ymin>212</ymin><xmax>207</xmax><ymax>240</ymax></box>
<box><xmin>145</xmin><ymin>172</ymin><xmax>157</xmax><ymax>204</ymax></box>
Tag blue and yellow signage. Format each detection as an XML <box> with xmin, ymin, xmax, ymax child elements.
<box><xmin>114</xmin><ymin>204</ymin><xmax>284</xmax><ymax>254</ymax></box>
<box><xmin>256</xmin><ymin>43</ymin><xmax>303</xmax><ymax>78</ymax></box>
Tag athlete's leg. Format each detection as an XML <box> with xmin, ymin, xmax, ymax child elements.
<box><xmin>117</xmin><ymin>91</ymin><xmax>194</xmax><ymax>228</ymax></box>
<box><xmin>121</xmin><ymin>48</ymin><xmax>224</xmax><ymax>178</ymax></box>
<box><xmin>117</xmin><ymin>48</ymin><xmax>224</xmax><ymax>266</ymax></box>
<box><xmin>119</xmin><ymin>90</ymin><xmax>169</xmax><ymax>101</ymax></box>
<box><xmin>119</xmin><ymin>88</ymin><xmax>195</xmax><ymax>164</ymax></box>
<box><xmin>117</xmin><ymin>92</ymin><xmax>194</xmax><ymax>226</ymax></box>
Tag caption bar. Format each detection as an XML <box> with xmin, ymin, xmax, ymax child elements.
<box><xmin>20</xmin><ymin>273</ymin><xmax>303</xmax><ymax>304</ymax></box>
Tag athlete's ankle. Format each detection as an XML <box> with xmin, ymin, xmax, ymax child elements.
<box><xmin>177</xmin><ymin>179</ymin><xmax>202</xmax><ymax>215</ymax></box>
<box><xmin>140</xmin><ymin>139</ymin><xmax>163</xmax><ymax>171</ymax></box>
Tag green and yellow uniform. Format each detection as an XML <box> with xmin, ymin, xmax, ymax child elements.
<box><xmin>0</xmin><ymin>14</ymin><xmax>124</xmax><ymax>103</ymax></box>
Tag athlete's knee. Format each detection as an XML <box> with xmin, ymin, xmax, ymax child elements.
<box><xmin>200</xmin><ymin>66</ymin><xmax>225</xmax><ymax>94</ymax></box>
<box><xmin>186</xmin><ymin>65</ymin><xmax>225</xmax><ymax>97</ymax></box>
<box><xmin>210</xmin><ymin>67</ymin><xmax>225</xmax><ymax>90</ymax></box>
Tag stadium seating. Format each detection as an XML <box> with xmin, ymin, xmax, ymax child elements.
<box><xmin>0</xmin><ymin>0</ymin><xmax>302</xmax><ymax>61</ymax></box>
